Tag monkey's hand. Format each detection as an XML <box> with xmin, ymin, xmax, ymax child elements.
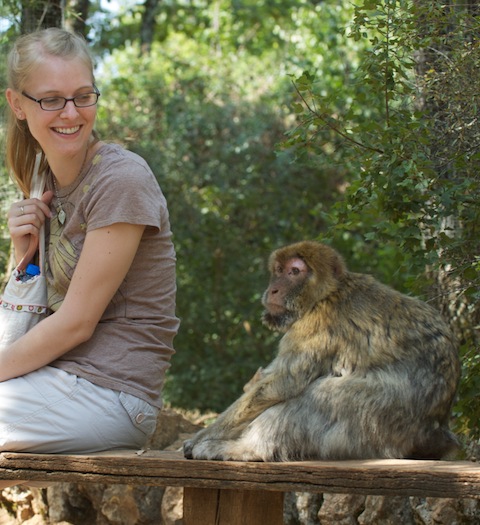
<box><xmin>183</xmin><ymin>421</ymin><xmax>229</xmax><ymax>458</ymax></box>
<box><xmin>183</xmin><ymin>431</ymin><xmax>205</xmax><ymax>458</ymax></box>
<box><xmin>183</xmin><ymin>423</ymin><xmax>219</xmax><ymax>457</ymax></box>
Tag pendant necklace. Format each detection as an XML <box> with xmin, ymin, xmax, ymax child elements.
<box><xmin>52</xmin><ymin>176</ymin><xmax>67</xmax><ymax>225</ymax></box>
<box><xmin>52</xmin><ymin>147</ymin><xmax>89</xmax><ymax>225</ymax></box>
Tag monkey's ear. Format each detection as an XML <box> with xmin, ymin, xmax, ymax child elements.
<box><xmin>331</xmin><ymin>252</ymin><xmax>347</xmax><ymax>279</ymax></box>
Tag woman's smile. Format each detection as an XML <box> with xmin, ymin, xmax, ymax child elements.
<box><xmin>52</xmin><ymin>125</ymin><xmax>81</xmax><ymax>135</ymax></box>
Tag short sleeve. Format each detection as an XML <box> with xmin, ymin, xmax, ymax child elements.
<box><xmin>82</xmin><ymin>148</ymin><xmax>165</xmax><ymax>232</ymax></box>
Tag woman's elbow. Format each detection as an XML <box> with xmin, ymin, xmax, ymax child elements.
<box><xmin>65</xmin><ymin>317</ymin><xmax>98</xmax><ymax>346</ymax></box>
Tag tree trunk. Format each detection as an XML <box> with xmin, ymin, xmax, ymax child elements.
<box><xmin>22</xmin><ymin>0</ymin><xmax>64</xmax><ymax>32</ymax></box>
<box><xmin>414</xmin><ymin>0</ymin><xmax>480</xmax><ymax>383</ymax></box>
<box><xmin>140</xmin><ymin>0</ymin><xmax>161</xmax><ymax>54</ymax></box>
<box><xmin>66</xmin><ymin>0</ymin><xmax>90</xmax><ymax>37</ymax></box>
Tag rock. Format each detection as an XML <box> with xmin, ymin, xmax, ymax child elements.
<box><xmin>413</xmin><ymin>496</ymin><xmax>480</xmax><ymax>525</ymax></box>
<box><xmin>286</xmin><ymin>493</ymin><xmax>323</xmax><ymax>525</ymax></box>
<box><xmin>0</xmin><ymin>486</ymin><xmax>42</xmax><ymax>524</ymax></box>
<box><xmin>317</xmin><ymin>493</ymin><xmax>366</xmax><ymax>524</ymax></box>
<box><xmin>161</xmin><ymin>486</ymin><xmax>184</xmax><ymax>525</ymax></box>
<box><xmin>47</xmin><ymin>483</ymin><xmax>101</xmax><ymax>524</ymax></box>
<box><xmin>100</xmin><ymin>485</ymin><xmax>140</xmax><ymax>524</ymax></box>
<box><xmin>147</xmin><ymin>409</ymin><xmax>201</xmax><ymax>450</ymax></box>
<box><xmin>0</xmin><ymin>507</ymin><xmax>18</xmax><ymax>525</ymax></box>
<box><xmin>358</xmin><ymin>495</ymin><xmax>415</xmax><ymax>524</ymax></box>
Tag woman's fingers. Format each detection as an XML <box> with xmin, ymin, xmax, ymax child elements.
<box><xmin>7</xmin><ymin>195</ymin><xmax>53</xmax><ymax>263</ymax></box>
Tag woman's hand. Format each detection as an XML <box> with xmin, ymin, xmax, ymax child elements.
<box><xmin>7</xmin><ymin>191</ymin><xmax>53</xmax><ymax>265</ymax></box>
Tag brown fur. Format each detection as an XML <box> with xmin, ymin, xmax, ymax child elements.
<box><xmin>184</xmin><ymin>241</ymin><xmax>460</xmax><ymax>461</ymax></box>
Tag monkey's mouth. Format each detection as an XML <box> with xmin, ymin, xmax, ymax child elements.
<box><xmin>264</xmin><ymin>303</ymin><xmax>288</xmax><ymax>315</ymax></box>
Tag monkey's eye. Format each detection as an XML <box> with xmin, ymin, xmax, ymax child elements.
<box><xmin>289</xmin><ymin>267</ymin><xmax>301</xmax><ymax>276</ymax></box>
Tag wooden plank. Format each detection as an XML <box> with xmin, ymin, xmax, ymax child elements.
<box><xmin>1</xmin><ymin>451</ymin><xmax>480</xmax><ymax>498</ymax></box>
<box><xmin>183</xmin><ymin>488</ymin><xmax>284</xmax><ymax>525</ymax></box>
<box><xmin>183</xmin><ymin>488</ymin><xmax>220</xmax><ymax>525</ymax></box>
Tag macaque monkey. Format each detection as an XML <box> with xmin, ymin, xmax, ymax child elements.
<box><xmin>184</xmin><ymin>241</ymin><xmax>460</xmax><ymax>461</ymax></box>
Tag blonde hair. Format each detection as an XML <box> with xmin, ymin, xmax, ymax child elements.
<box><xmin>6</xmin><ymin>28</ymin><xmax>96</xmax><ymax>196</ymax></box>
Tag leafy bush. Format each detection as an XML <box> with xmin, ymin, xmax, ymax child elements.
<box><xmin>283</xmin><ymin>0</ymin><xmax>480</xmax><ymax>437</ymax></box>
<box><xmin>96</xmin><ymin>33</ymin><xmax>340</xmax><ymax>410</ymax></box>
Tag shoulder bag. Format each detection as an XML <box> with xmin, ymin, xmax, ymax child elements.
<box><xmin>0</xmin><ymin>155</ymin><xmax>47</xmax><ymax>350</ymax></box>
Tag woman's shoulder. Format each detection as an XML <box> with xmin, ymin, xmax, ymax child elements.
<box><xmin>90</xmin><ymin>142</ymin><xmax>158</xmax><ymax>187</ymax></box>
<box><xmin>80</xmin><ymin>143</ymin><xmax>166</xmax><ymax>223</ymax></box>
<box><xmin>95</xmin><ymin>142</ymin><xmax>151</xmax><ymax>171</ymax></box>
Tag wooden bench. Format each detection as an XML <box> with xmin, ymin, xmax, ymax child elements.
<box><xmin>1</xmin><ymin>450</ymin><xmax>480</xmax><ymax>524</ymax></box>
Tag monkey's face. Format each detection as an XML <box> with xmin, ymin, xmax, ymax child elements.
<box><xmin>261</xmin><ymin>256</ymin><xmax>311</xmax><ymax>331</ymax></box>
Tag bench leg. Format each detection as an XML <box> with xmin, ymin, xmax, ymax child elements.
<box><xmin>183</xmin><ymin>487</ymin><xmax>284</xmax><ymax>525</ymax></box>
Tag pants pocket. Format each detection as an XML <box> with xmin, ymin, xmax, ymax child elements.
<box><xmin>118</xmin><ymin>392</ymin><xmax>158</xmax><ymax>438</ymax></box>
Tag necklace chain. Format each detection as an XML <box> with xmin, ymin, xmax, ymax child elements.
<box><xmin>52</xmin><ymin>147</ymin><xmax>90</xmax><ymax>225</ymax></box>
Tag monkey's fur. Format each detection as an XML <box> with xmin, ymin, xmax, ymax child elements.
<box><xmin>184</xmin><ymin>241</ymin><xmax>460</xmax><ymax>461</ymax></box>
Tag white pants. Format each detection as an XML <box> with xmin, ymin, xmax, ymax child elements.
<box><xmin>0</xmin><ymin>366</ymin><xmax>158</xmax><ymax>453</ymax></box>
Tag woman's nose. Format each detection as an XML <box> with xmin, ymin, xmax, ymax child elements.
<box><xmin>60</xmin><ymin>100</ymin><xmax>80</xmax><ymax>118</ymax></box>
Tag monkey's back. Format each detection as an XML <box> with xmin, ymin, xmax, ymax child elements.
<box><xmin>291</xmin><ymin>271</ymin><xmax>460</xmax><ymax>409</ymax></box>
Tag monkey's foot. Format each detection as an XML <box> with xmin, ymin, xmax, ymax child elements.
<box><xmin>187</xmin><ymin>438</ymin><xmax>264</xmax><ymax>462</ymax></box>
<box><xmin>183</xmin><ymin>438</ymin><xmax>195</xmax><ymax>459</ymax></box>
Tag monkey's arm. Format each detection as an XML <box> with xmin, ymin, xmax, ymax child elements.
<box><xmin>185</xmin><ymin>347</ymin><xmax>324</xmax><ymax>450</ymax></box>
<box><xmin>243</xmin><ymin>366</ymin><xmax>264</xmax><ymax>392</ymax></box>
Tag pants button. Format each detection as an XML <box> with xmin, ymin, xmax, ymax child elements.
<box><xmin>135</xmin><ymin>413</ymin><xmax>145</xmax><ymax>424</ymax></box>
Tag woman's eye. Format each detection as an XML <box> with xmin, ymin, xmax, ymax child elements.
<box><xmin>43</xmin><ymin>97</ymin><xmax>63</xmax><ymax>106</ymax></box>
<box><xmin>76</xmin><ymin>94</ymin><xmax>92</xmax><ymax>102</ymax></box>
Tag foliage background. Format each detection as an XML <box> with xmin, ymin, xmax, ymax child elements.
<box><xmin>0</xmin><ymin>0</ymin><xmax>479</xmax><ymax>438</ymax></box>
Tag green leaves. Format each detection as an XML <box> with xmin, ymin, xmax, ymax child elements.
<box><xmin>94</xmin><ymin>25</ymin><xmax>338</xmax><ymax>411</ymax></box>
<box><xmin>2</xmin><ymin>1</ymin><xmax>477</xmax><ymax>424</ymax></box>
<box><xmin>280</xmin><ymin>0</ymin><xmax>480</xmax><ymax>438</ymax></box>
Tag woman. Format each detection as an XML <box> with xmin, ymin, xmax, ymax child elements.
<box><xmin>0</xmin><ymin>28</ymin><xmax>179</xmax><ymax>486</ymax></box>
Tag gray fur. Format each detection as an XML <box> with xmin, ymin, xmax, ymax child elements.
<box><xmin>184</xmin><ymin>241</ymin><xmax>460</xmax><ymax>461</ymax></box>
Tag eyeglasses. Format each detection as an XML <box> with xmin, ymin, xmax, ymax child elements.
<box><xmin>21</xmin><ymin>88</ymin><xmax>101</xmax><ymax>111</ymax></box>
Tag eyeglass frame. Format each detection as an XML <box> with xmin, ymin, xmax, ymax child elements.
<box><xmin>21</xmin><ymin>86</ymin><xmax>101</xmax><ymax>111</ymax></box>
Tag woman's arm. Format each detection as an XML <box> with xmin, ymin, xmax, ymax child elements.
<box><xmin>0</xmin><ymin>222</ymin><xmax>145</xmax><ymax>381</ymax></box>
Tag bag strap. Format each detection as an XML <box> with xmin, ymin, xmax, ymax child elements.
<box><xmin>16</xmin><ymin>154</ymin><xmax>46</xmax><ymax>272</ymax></box>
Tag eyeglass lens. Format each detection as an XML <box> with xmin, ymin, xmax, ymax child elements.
<box><xmin>41</xmin><ymin>92</ymin><xmax>99</xmax><ymax>110</ymax></box>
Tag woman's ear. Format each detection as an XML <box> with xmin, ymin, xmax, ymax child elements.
<box><xmin>5</xmin><ymin>88</ymin><xmax>26</xmax><ymax>120</ymax></box>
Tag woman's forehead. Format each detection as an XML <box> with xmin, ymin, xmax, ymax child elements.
<box><xmin>26</xmin><ymin>55</ymin><xmax>93</xmax><ymax>93</ymax></box>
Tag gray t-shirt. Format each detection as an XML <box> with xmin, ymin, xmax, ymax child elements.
<box><xmin>45</xmin><ymin>142</ymin><xmax>179</xmax><ymax>407</ymax></box>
